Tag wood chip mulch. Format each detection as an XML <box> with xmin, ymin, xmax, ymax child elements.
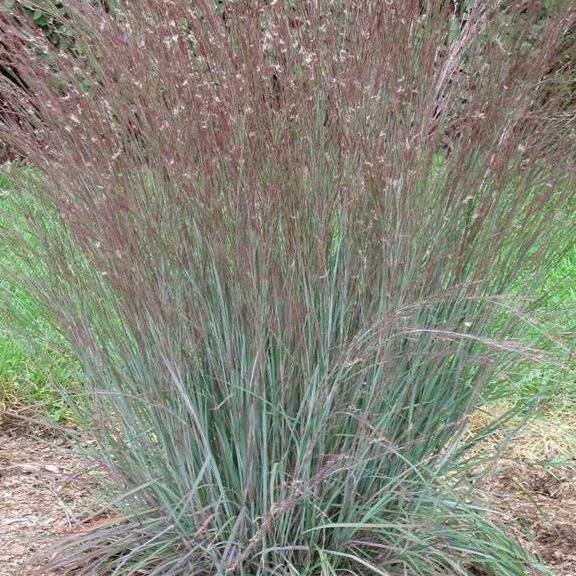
<box><xmin>0</xmin><ymin>421</ymin><xmax>100</xmax><ymax>576</ymax></box>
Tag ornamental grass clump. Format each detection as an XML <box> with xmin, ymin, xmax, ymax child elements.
<box><xmin>1</xmin><ymin>1</ymin><xmax>575</xmax><ymax>574</ymax></box>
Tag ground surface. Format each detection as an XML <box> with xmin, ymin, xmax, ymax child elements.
<box><xmin>0</xmin><ymin>420</ymin><xmax>98</xmax><ymax>576</ymax></box>
<box><xmin>1</xmin><ymin>418</ymin><xmax>575</xmax><ymax>576</ymax></box>
<box><xmin>482</xmin><ymin>461</ymin><xmax>576</xmax><ymax>576</ymax></box>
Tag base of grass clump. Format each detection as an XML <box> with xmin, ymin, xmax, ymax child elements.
<box><xmin>42</xmin><ymin>436</ymin><xmax>548</xmax><ymax>576</ymax></box>
<box><xmin>47</xmin><ymin>500</ymin><xmax>542</xmax><ymax>576</ymax></box>
<box><xmin>4</xmin><ymin>417</ymin><xmax>570</xmax><ymax>576</ymax></box>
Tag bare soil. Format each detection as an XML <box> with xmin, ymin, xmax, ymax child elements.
<box><xmin>1</xmin><ymin>418</ymin><xmax>575</xmax><ymax>576</ymax></box>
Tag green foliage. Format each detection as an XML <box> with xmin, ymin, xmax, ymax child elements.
<box><xmin>0</xmin><ymin>335</ymin><xmax>74</xmax><ymax>420</ymax></box>
<box><xmin>0</xmin><ymin>170</ymin><xmax>78</xmax><ymax>420</ymax></box>
<box><xmin>2</xmin><ymin>1</ymin><xmax>71</xmax><ymax>49</ymax></box>
<box><xmin>505</xmin><ymin>245</ymin><xmax>576</xmax><ymax>409</ymax></box>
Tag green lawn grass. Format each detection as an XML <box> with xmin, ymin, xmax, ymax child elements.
<box><xmin>510</xmin><ymin>245</ymin><xmax>576</xmax><ymax>410</ymax></box>
<box><xmin>0</xmin><ymin>169</ymin><xmax>77</xmax><ymax>421</ymax></box>
<box><xmin>0</xmin><ymin>335</ymin><xmax>76</xmax><ymax>420</ymax></box>
<box><xmin>468</xmin><ymin>237</ymin><xmax>576</xmax><ymax>464</ymax></box>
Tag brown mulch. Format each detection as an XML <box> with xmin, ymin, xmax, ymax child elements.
<box><xmin>0</xmin><ymin>420</ymin><xmax>100</xmax><ymax>576</ymax></box>
<box><xmin>479</xmin><ymin>460</ymin><xmax>576</xmax><ymax>576</ymax></box>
